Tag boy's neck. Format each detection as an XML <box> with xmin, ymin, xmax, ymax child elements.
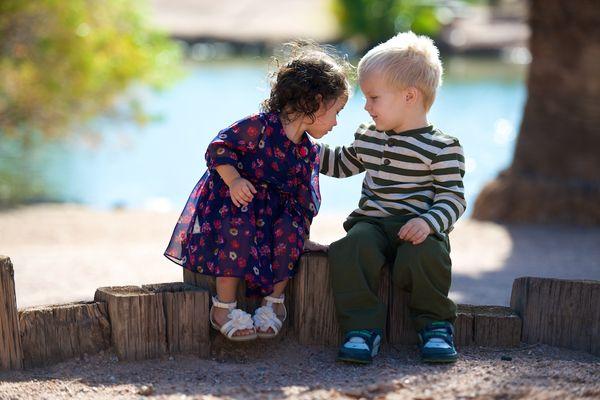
<box><xmin>390</xmin><ymin>113</ymin><xmax>430</xmax><ymax>134</ymax></box>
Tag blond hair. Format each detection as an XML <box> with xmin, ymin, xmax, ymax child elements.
<box><xmin>358</xmin><ymin>31</ymin><xmax>443</xmax><ymax>110</ymax></box>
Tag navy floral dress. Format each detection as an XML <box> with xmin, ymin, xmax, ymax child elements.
<box><xmin>164</xmin><ymin>112</ymin><xmax>321</xmax><ymax>297</ymax></box>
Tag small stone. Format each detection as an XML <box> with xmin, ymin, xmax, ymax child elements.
<box><xmin>501</xmin><ymin>355</ymin><xmax>512</xmax><ymax>361</ymax></box>
<box><xmin>138</xmin><ymin>384</ymin><xmax>155</xmax><ymax>396</ymax></box>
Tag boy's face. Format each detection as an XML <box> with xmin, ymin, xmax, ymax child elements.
<box><xmin>305</xmin><ymin>94</ymin><xmax>348</xmax><ymax>140</ymax></box>
<box><xmin>360</xmin><ymin>73</ymin><xmax>412</xmax><ymax>133</ymax></box>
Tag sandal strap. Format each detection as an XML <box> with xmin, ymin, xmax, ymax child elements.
<box><xmin>211</xmin><ymin>295</ymin><xmax>237</xmax><ymax>310</ymax></box>
<box><xmin>220</xmin><ymin>309</ymin><xmax>255</xmax><ymax>338</ymax></box>
<box><xmin>264</xmin><ymin>294</ymin><xmax>285</xmax><ymax>304</ymax></box>
<box><xmin>253</xmin><ymin>305</ymin><xmax>283</xmax><ymax>334</ymax></box>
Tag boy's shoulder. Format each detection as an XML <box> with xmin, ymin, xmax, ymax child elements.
<box><xmin>428</xmin><ymin>128</ymin><xmax>461</xmax><ymax>147</ymax></box>
<box><xmin>354</xmin><ymin>122</ymin><xmax>382</xmax><ymax>138</ymax></box>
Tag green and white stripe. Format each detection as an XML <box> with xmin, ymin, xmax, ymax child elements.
<box><xmin>319</xmin><ymin>123</ymin><xmax>466</xmax><ymax>234</ymax></box>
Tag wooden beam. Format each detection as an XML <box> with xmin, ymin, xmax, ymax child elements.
<box><xmin>511</xmin><ymin>277</ymin><xmax>600</xmax><ymax>355</ymax></box>
<box><xmin>0</xmin><ymin>256</ymin><xmax>23</xmax><ymax>370</ymax></box>
<box><xmin>459</xmin><ymin>305</ymin><xmax>521</xmax><ymax>347</ymax></box>
<box><xmin>142</xmin><ymin>282</ymin><xmax>210</xmax><ymax>357</ymax></box>
<box><xmin>19</xmin><ymin>301</ymin><xmax>110</xmax><ymax>368</ymax></box>
<box><xmin>94</xmin><ymin>286</ymin><xmax>167</xmax><ymax>361</ymax></box>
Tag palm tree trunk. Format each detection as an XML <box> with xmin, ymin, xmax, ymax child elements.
<box><xmin>472</xmin><ymin>0</ymin><xmax>600</xmax><ymax>225</ymax></box>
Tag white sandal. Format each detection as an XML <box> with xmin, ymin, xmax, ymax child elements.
<box><xmin>209</xmin><ymin>296</ymin><xmax>257</xmax><ymax>341</ymax></box>
<box><xmin>253</xmin><ymin>294</ymin><xmax>287</xmax><ymax>339</ymax></box>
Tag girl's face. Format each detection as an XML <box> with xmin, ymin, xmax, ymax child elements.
<box><xmin>304</xmin><ymin>94</ymin><xmax>348</xmax><ymax>140</ymax></box>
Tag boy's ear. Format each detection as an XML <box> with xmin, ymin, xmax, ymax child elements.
<box><xmin>405</xmin><ymin>87</ymin><xmax>419</xmax><ymax>104</ymax></box>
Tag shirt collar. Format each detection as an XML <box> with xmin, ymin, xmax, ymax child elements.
<box><xmin>385</xmin><ymin>125</ymin><xmax>434</xmax><ymax>136</ymax></box>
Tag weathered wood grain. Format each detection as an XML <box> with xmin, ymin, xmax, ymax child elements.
<box><xmin>511</xmin><ymin>277</ymin><xmax>600</xmax><ymax>355</ymax></box>
<box><xmin>18</xmin><ymin>301</ymin><xmax>110</xmax><ymax>368</ymax></box>
<box><xmin>142</xmin><ymin>282</ymin><xmax>210</xmax><ymax>357</ymax></box>
<box><xmin>0</xmin><ymin>256</ymin><xmax>23</xmax><ymax>370</ymax></box>
<box><xmin>95</xmin><ymin>286</ymin><xmax>167</xmax><ymax>361</ymax></box>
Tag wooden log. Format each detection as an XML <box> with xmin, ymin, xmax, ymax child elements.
<box><xmin>292</xmin><ymin>253</ymin><xmax>390</xmax><ymax>346</ymax></box>
<box><xmin>389</xmin><ymin>299</ymin><xmax>520</xmax><ymax>348</ymax></box>
<box><xmin>142</xmin><ymin>282</ymin><xmax>210</xmax><ymax>357</ymax></box>
<box><xmin>511</xmin><ymin>277</ymin><xmax>600</xmax><ymax>355</ymax></box>
<box><xmin>94</xmin><ymin>286</ymin><xmax>167</xmax><ymax>361</ymax></box>
<box><xmin>387</xmin><ymin>287</ymin><xmax>418</xmax><ymax>345</ymax></box>
<box><xmin>459</xmin><ymin>305</ymin><xmax>521</xmax><ymax>347</ymax></box>
<box><xmin>0</xmin><ymin>256</ymin><xmax>23</xmax><ymax>370</ymax></box>
<box><xmin>454</xmin><ymin>311</ymin><xmax>474</xmax><ymax>347</ymax></box>
<box><xmin>18</xmin><ymin>301</ymin><xmax>111</xmax><ymax>368</ymax></box>
<box><xmin>183</xmin><ymin>268</ymin><xmax>294</xmax><ymax>338</ymax></box>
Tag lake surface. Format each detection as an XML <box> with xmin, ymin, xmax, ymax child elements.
<box><xmin>2</xmin><ymin>56</ymin><xmax>526</xmax><ymax>219</ymax></box>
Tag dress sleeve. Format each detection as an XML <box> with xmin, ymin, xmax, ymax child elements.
<box><xmin>205</xmin><ymin>114</ymin><xmax>264</xmax><ymax>169</ymax></box>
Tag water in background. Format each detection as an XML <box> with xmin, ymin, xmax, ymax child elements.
<box><xmin>8</xmin><ymin>56</ymin><xmax>526</xmax><ymax>218</ymax></box>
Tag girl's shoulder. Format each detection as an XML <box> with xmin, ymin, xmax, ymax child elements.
<box><xmin>222</xmin><ymin>112</ymin><xmax>280</xmax><ymax>134</ymax></box>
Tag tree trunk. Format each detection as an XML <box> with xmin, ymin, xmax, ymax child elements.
<box><xmin>472</xmin><ymin>0</ymin><xmax>600</xmax><ymax>224</ymax></box>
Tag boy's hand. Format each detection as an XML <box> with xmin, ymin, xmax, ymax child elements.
<box><xmin>398</xmin><ymin>218</ymin><xmax>433</xmax><ymax>245</ymax></box>
<box><xmin>228</xmin><ymin>177</ymin><xmax>257</xmax><ymax>207</ymax></box>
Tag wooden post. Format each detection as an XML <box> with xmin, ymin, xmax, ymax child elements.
<box><xmin>19</xmin><ymin>301</ymin><xmax>111</xmax><ymax>368</ymax></box>
<box><xmin>511</xmin><ymin>277</ymin><xmax>600</xmax><ymax>355</ymax></box>
<box><xmin>387</xmin><ymin>287</ymin><xmax>419</xmax><ymax>345</ymax></box>
<box><xmin>94</xmin><ymin>286</ymin><xmax>167</xmax><ymax>361</ymax></box>
<box><xmin>142</xmin><ymin>282</ymin><xmax>210</xmax><ymax>357</ymax></box>
<box><xmin>0</xmin><ymin>256</ymin><xmax>23</xmax><ymax>370</ymax></box>
<box><xmin>460</xmin><ymin>305</ymin><xmax>521</xmax><ymax>347</ymax></box>
<box><xmin>292</xmin><ymin>253</ymin><xmax>389</xmax><ymax>346</ymax></box>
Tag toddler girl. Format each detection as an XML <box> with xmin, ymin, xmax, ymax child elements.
<box><xmin>165</xmin><ymin>43</ymin><xmax>351</xmax><ymax>341</ymax></box>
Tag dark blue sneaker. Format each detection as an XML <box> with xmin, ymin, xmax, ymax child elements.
<box><xmin>418</xmin><ymin>321</ymin><xmax>458</xmax><ymax>363</ymax></box>
<box><xmin>336</xmin><ymin>329</ymin><xmax>382</xmax><ymax>364</ymax></box>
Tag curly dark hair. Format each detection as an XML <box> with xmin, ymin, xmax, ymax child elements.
<box><xmin>261</xmin><ymin>41</ymin><xmax>353</xmax><ymax>123</ymax></box>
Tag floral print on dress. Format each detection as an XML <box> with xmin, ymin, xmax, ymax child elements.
<box><xmin>164</xmin><ymin>112</ymin><xmax>321</xmax><ymax>297</ymax></box>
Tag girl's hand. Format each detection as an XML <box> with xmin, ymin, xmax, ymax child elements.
<box><xmin>303</xmin><ymin>239</ymin><xmax>329</xmax><ymax>252</ymax></box>
<box><xmin>228</xmin><ymin>177</ymin><xmax>257</xmax><ymax>207</ymax></box>
<box><xmin>398</xmin><ymin>217</ymin><xmax>433</xmax><ymax>245</ymax></box>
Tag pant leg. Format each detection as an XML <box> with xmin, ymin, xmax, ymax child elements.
<box><xmin>328</xmin><ymin>221</ymin><xmax>389</xmax><ymax>332</ymax></box>
<box><xmin>391</xmin><ymin>234</ymin><xmax>456</xmax><ymax>332</ymax></box>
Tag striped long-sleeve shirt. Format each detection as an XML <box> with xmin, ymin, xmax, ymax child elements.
<box><xmin>319</xmin><ymin>123</ymin><xmax>466</xmax><ymax>234</ymax></box>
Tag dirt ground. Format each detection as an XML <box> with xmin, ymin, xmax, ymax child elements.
<box><xmin>1</xmin><ymin>340</ymin><xmax>599</xmax><ymax>400</ymax></box>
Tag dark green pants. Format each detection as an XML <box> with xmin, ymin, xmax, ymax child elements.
<box><xmin>328</xmin><ymin>215</ymin><xmax>456</xmax><ymax>333</ymax></box>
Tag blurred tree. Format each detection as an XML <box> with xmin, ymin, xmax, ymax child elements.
<box><xmin>331</xmin><ymin>0</ymin><xmax>442</xmax><ymax>48</ymax></box>
<box><xmin>0</xmin><ymin>0</ymin><xmax>181</xmax><ymax>143</ymax></box>
<box><xmin>473</xmin><ymin>0</ymin><xmax>600</xmax><ymax>225</ymax></box>
<box><xmin>0</xmin><ymin>0</ymin><xmax>181</xmax><ymax>205</ymax></box>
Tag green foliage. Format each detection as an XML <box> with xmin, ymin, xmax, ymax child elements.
<box><xmin>0</xmin><ymin>0</ymin><xmax>182</xmax><ymax>143</ymax></box>
<box><xmin>331</xmin><ymin>0</ymin><xmax>443</xmax><ymax>48</ymax></box>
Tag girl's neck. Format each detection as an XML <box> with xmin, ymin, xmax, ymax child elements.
<box><xmin>280</xmin><ymin>114</ymin><xmax>306</xmax><ymax>144</ymax></box>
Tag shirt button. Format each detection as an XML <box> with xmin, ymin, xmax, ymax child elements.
<box><xmin>388</xmin><ymin>139</ymin><xmax>396</xmax><ymax>146</ymax></box>
<box><xmin>383</xmin><ymin>159</ymin><xmax>391</xmax><ymax>165</ymax></box>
